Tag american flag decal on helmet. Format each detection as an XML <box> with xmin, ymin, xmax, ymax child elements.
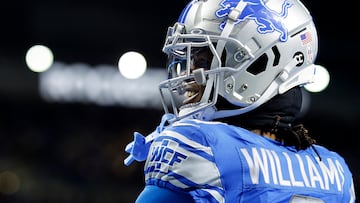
<box><xmin>300</xmin><ymin>31</ymin><xmax>312</xmax><ymax>45</ymax></box>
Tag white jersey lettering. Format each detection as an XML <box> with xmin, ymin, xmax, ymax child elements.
<box><xmin>240</xmin><ymin>147</ymin><xmax>345</xmax><ymax>191</ymax></box>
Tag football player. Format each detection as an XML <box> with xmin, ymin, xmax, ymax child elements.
<box><xmin>125</xmin><ymin>0</ymin><xmax>356</xmax><ymax>202</ymax></box>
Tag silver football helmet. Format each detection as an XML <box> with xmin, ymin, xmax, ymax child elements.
<box><xmin>159</xmin><ymin>0</ymin><xmax>318</xmax><ymax>122</ymax></box>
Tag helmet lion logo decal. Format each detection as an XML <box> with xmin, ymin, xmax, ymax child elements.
<box><xmin>216</xmin><ymin>0</ymin><xmax>293</xmax><ymax>42</ymax></box>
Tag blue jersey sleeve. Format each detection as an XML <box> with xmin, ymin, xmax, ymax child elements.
<box><xmin>143</xmin><ymin>119</ymin><xmax>226</xmax><ymax>202</ymax></box>
<box><xmin>135</xmin><ymin>185</ymin><xmax>194</xmax><ymax>203</ymax></box>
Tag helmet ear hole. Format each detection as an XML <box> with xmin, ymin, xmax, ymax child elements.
<box><xmin>246</xmin><ymin>54</ymin><xmax>268</xmax><ymax>75</ymax></box>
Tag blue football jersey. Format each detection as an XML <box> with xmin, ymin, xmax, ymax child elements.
<box><xmin>141</xmin><ymin>118</ymin><xmax>355</xmax><ymax>203</ymax></box>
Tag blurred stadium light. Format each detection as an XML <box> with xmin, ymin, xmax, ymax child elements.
<box><xmin>39</xmin><ymin>62</ymin><xmax>166</xmax><ymax>109</ymax></box>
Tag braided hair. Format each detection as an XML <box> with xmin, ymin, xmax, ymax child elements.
<box><xmin>269</xmin><ymin>116</ymin><xmax>321</xmax><ymax>160</ymax></box>
<box><xmin>217</xmin><ymin>86</ymin><xmax>320</xmax><ymax>159</ymax></box>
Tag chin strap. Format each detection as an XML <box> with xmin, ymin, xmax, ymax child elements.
<box><xmin>124</xmin><ymin>113</ymin><xmax>175</xmax><ymax>166</ymax></box>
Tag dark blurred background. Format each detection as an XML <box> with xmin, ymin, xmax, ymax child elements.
<box><xmin>0</xmin><ymin>0</ymin><xmax>358</xmax><ymax>202</ymax></box>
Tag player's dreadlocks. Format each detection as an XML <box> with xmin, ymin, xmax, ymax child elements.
<box><xmin>269</xmin><ymin>115</ymin><xmax>321</xmax><ymax>161</ymax></box>
<box><xmin>217</xmin><ymin>86</ymin><xmax>321</xmax><ymax>160</ymax></box>
<box><xmin>270</xmin><ymin>115</ymin><xmax>314</xmax><ymax>149</ymax></box>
